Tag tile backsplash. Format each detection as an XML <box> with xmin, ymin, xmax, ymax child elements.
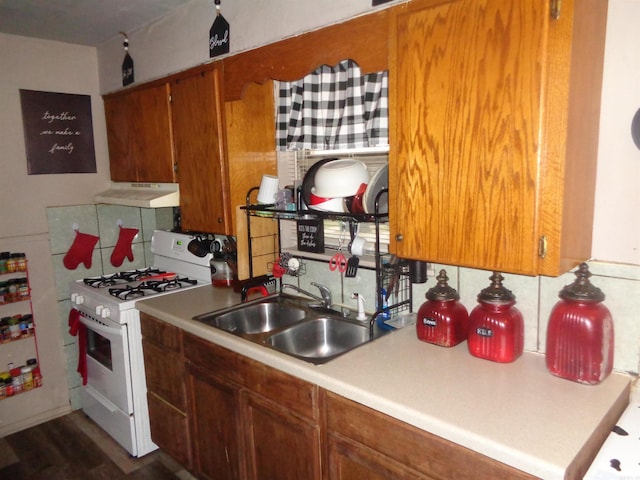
<box><xmin>47</xmin><ymin>203</ymin><xmax>639</xmax><ymax>407</ymax></box>
<box><xmin>46</xmin><ymin>204</ymin><xmax>174</xmax><ymax>409</ymax></box>
<box><xmin>286</xmin><ymin>256</ymin><xmax>640</xmax><ymax>377</ymax></box>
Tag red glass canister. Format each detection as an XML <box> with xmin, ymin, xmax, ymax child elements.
<box><xmin>416</xmin><ymin>269</ymin><xmax>469</xmax><ymax>347</ymax></box>
<box><xmin>545</xmin><ymin>263</ymin><xmax>614</xmax><ymax>385</ymax></box>
<box><xmin>467</xmin><ymin>272</ymin><xmax>524</xmax><ymax>363</ymax></box>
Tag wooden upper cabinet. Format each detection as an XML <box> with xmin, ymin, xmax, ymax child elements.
<box><xmin>388</xmin><ymin>0</ymin><xmax>607</xmax><ymax>276</ymax></box>
<box><xmin>104</xmin><ymin>82</ymin><xmax>175</xmax><ymax>183</ymax></box>
<box><xmin>171</xmin><ymin>65</ymin><xmax>230</xmax><ymax>234</ymax></box>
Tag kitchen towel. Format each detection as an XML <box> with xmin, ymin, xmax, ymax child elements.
<box><xmin>68</xmin><ymin>308</ymin><xmax>87</xmax><ymax>386</ymax></box>
<box><xmin>63</xmin><ymin>230</ymin><xmax>99</xmax><ymax>270</ymax></box>
<box><xmin>110</xmin><ymin>226</ymin><xmax>139</xmax><ymax>267</ymax></box>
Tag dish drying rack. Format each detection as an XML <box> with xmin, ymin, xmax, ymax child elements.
<box><xmin>242</xmin><ymin>185</ymin><xmax>412</xmax><ymax>324</ymax></box>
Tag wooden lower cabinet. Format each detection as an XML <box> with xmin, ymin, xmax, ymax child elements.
<box><xmin>327</xmin><ymin>434</ymin><xmax>423</xmax><ymax>480</ymax></box>
<box><xmin>183</xmin><ymin>332</ymin><xmax>321</xmax><ymax>480</ymax></box>
<box><xmin>141</xmin><ymin>317</ymin><xmax>540</xmax><ymax>480</ymax></box>
<box><xmin>322</xmin><ymin>390</ymin><xmax>538</xmax><ymax>480</ymax></box>
<box><xmin>146</xmin><ymin>392</ymin><xmax>191</xmax><ymax>467</ymax></box>
<box><xmin>140</xmin><ymin>314</ymin><xmax>192</xmax><ymax>469</ymax></box>
<box><xmin>243</xmin><ymin>391</ymin><xmax>321</xmax><ymax>480</ymax></box>
<box><xmin>187</xmin><ymin>364</ymin><xmax>241</xmax><ymax>480</ymax></box>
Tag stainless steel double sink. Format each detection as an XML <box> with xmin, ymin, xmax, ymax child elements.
<box><xmin>193</xmin><ymin>294</ymin><xmax>389</xmax><ymax>364</ymax></box>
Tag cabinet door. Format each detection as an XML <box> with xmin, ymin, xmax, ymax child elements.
<box><xmin>390</xmin><ymin>0</ymin><xmax>545</xmax><ymax>274</ymax></box>
<box><xmin>187</xmin><ymin>367</ymin><xmax>241</xmax><ymax>480</ymax></box>
<box><xmin>242</xmin><ymin>391</ymin><xmax>322</xmax><ymax>480</ymax></box>
<box><xmin>171</xmin><ymin>66</ymin><xmax>229</xmax><ymax>234</ymax></box>
<box><xmin>133</xmin><ymin>83</ymin><xmax>175</xmax><ymax>183</ymax></box>
<box><xmin>104</xmin><ymin>92</ymin><xmax>136</xmax><ymax>181</ymax></box>
<box><xmin>147</xmin><ymin>392</ymin><xmax>191</xmax><ymax>467</ymax></box>
<box><xmin>104</xmin><ymin>83</ymin><xmax>175</xmax><ymax>183</ymax></box>
<box><xmin>327</xmin><ymin>434</ymin><xmax>424</xmax><ymax>480</ymax></box>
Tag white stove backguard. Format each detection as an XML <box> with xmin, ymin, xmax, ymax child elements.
<box><xmin>151</xmin><ymin>229</ymin><xmax>217</xmax><ymax>283</ymax></box>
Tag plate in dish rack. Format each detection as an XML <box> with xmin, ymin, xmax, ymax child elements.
<box><xmin>363</xmin><ymin>163</ymin><xmax>388</xmax><ymax>214</ymax></box>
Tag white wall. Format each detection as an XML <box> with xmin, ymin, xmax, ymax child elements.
<box><xmin>0</xmin><ymin>32</ymin><xmax>111</xmax><ymax>433</ymax></box>
<box><xmin>0</xmin><ymin>33</ymin><xmax>111</xmax><ymax>238</ymax></box>
<box><xmin>97</xmin><ymin>0</ymin><xmax>401</xmax><ymax>94</ymax></box>
<box><xmin>593</xmin><ymin>0</ymin><xmax>640</xmax><ymax>266</ymax></box>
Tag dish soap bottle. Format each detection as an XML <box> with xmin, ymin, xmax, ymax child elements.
<box><xmin>467</xmin><ymin>272</ymin><xmax>524</xmax><ymax>363</ymax></box>
<box><xmin>545</xmin><ymin>263</ymin><xmax>614</xmax><ymax>385</ymax></box>
<box><xmin>416</xmin><ymin>269</ymin><xmax>469</xmax><ymax>347</ymax></box>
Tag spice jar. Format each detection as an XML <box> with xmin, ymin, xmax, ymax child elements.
<box><xmin>0</xmin><ymin>252</ymin><xmax>9</xmax><ymax>274</ymax></box>
<box><xmin>545</xmin><ymin>263</ymin><xmax>614</xmax><ymax>385</ymax></box>
<box><xmin>416</xmin><ymin>269</ymin><xmax>469</xmax><ymax>347</ymax></box>
<box><xmin>467</xmin><ymin>272</ymin><xmax>524</xmax><ymax>363</ymax></box>
<box><xmin>15</xmin><ymin>253</ymin><xmax>26</xmax><ymax>272</ymax></box>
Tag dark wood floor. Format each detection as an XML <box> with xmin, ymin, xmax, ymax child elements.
<box><xmin>0</xmin><ymin>410</ymin><xmax>193</xmax><ymax>480</ymax></box>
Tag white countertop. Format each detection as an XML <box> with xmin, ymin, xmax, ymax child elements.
<box><xmin>136</xmin><ymin>285</ymin><xmax>631</xmax><ymax>480</ymax></box>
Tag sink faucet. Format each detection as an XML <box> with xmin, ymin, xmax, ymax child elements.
<box><xmin>282</xmin><ymin>282</ymin><xmax>332</xmax><ymax>309</ymax></box>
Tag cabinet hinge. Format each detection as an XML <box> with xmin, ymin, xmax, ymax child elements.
<box><xmin>550</xmin><ymin>0</ymin><xmax>561</xmax><ymax>20</ymax></box>
<box><xmin>538</xmin><ymin>235</ymin><xmax>548</xmax><ymax>259</ymax></box>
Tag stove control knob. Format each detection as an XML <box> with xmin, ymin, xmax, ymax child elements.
<box><xmin>95</xmin><ymin>305</ymin><xmax>111</xmax><ymax>318</ymax></box>
<box><xmin>71</xmin><ymin>293</ymin><xmax>84</xmax><ymax>305</ymax></box>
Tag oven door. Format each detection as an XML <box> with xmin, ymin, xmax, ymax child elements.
<box><xmin>79</xmin><ymin>313</ymin><xmax>134</xmax><ymax>415</ymax></box>
<box><xmin>78</xmin><ymin>312</ymin><xmax>138</xmax><ymax>455</ymax></box>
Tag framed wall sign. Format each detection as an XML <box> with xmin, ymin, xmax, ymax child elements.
<box><xmin>297</xmin><ymin>218</ymin><xmax>325</xmax><ymax>253</ymax></box>
<box><xmin>19</xmin><ymin>89</ymin><xmax>97</xmax><ymax>175</ymax></box>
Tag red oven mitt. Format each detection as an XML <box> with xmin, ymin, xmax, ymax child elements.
<box><xmin>111</xmin><ymin>226</ymin><xmax>139</xmax><ymax>267</ymax></box>
<box><xmin>68</xmin><ymin>308</ymin><xmax>87</xmax><ymax>386</ymax></box>
<box><xmin>63</xmin><ymin>230</ymin><xmax>99</xmax><ymax>270</ymax></box>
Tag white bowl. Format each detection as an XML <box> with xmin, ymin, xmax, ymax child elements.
<box><xmin>313</xmin><ymin>159</ymin><xmax>369</xmax><ymax>198</ymax></box>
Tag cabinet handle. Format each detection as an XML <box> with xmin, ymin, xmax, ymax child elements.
<box><xmin>218</xmin><ymin>217</ymin><xmax>224</xmax><ymax>224</ymax></box>
<box><xmin>550</xmin><ymin>0</ymin><xmax>561</xmax><ymax>19</ymax></box>
<box><xmin>395</xmin><ymin>233</ymin><xmax>404</xmax><ymax>242</ymax></box>
<box><xmin>538</xmin><ymin>235</ymin><xmax>548</xmax><ymax>259</ymax></box>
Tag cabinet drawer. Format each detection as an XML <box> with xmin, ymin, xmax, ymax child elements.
<box><xmin>184</xmin><ymin>332</ymin><xmax>247</xmax><ymax>385</ymax></box>
<box><xmin>323</xmin><ymin>391</ymin><xmax>537</xmax><ymax>480</ymax></box>
<box><xmin>140</xmin><ymin>313</ymin><xmax>182</xmax><ymax>352</ymax></box>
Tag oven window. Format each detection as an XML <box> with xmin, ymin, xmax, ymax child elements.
<box><xmin>87</xmin><ymin>328</ymin><xmax>113</xmax><ymax>370</ymax></box>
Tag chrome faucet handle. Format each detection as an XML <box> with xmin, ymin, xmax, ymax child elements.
<box><xmin>310</xmin><ymin>282</ymin><xmax>331</xmax><ymax>307</ymax></box>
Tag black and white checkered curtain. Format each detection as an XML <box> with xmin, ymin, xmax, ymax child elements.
<box><xmin>276</xmin><ymin>60</ymin><xmax>388</xmax><ymax>150</ymax></box>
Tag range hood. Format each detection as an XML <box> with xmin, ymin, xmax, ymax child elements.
<box><xmin>94</xmin><ymin>182</ymin><xmax>180</xmax><ymax>208</ymax></box>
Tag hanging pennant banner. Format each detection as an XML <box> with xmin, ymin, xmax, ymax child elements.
<box><xmin>120</xmin><ymin>32</ymin><xmax>134</xmax><ymax>86</ymax></box>
<box><xmin>122</xmin><ymin>52</ymin><xmax>134</xmax><ymax>86</ymax></box>
<box><xmin>209</xmin><ymin>2</ymin><xmax>230</xmax><ymax>58</ymax></box>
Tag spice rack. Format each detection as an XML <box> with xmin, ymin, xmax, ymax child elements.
<box><xmin>0</xmin><ymin>252</ymin><xmax>43</xmax><ymax>400</ymax></box>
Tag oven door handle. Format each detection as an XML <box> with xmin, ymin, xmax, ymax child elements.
<box><xmin>79</xmin><ymin>315</ymin><xmax>123</xmax><ymax>338</ymax></box>
<box><xmin>84</xmin><ymin>384</ymin><xmax>118</xmax><ymax>413</ymax></box>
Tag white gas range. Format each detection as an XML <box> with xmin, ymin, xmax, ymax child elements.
<box><xmin>69</xmin><ymin>230</ymin><xmax>218</xmax><ymax>457</ymax></box>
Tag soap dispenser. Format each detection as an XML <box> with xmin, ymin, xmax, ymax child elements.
<box><xmin>416</xmin><ymin>269</ymin><xmax>469</xmax><ymax>347</ymax></box>
<box><xmin>467</xmin><ymin>272</ymin><xmax>524</xmax><ymax>363</ymax></box>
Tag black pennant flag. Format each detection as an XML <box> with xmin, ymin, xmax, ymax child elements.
<box><xmin>121</xmin><ymin>33</ymin><xmax>134</xmax><ymax>86</ymax></box>
<box><xmin>209</xmin><ymin>1</ymin><xmax>230</xmax><ymax>58</ymax></box>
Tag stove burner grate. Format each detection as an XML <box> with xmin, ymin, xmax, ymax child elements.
<box><xmin>108</xmin><ymin>276</ymin><xmax>199</xmax><ymax>300</ymax></box>
<box><xmin>84</xmin><ymin>268</ymin><xmax>166</xmax><ymax>288</ymax></box>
